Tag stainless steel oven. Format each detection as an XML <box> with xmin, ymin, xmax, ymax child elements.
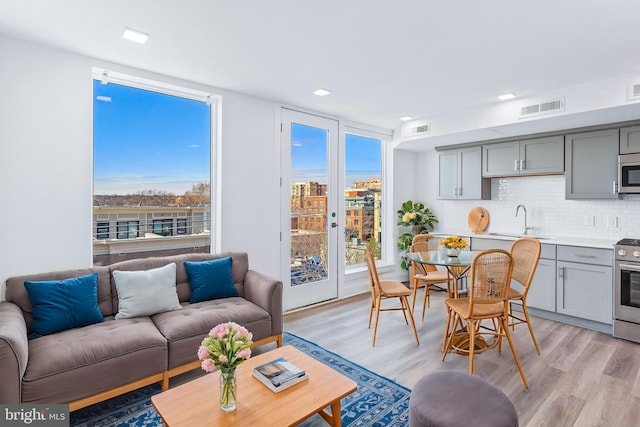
<box><xmin>614</xmin><ymin>238</ymin><xmax>640</xmax><ymax>343</ymax></box>
<box><xmin>618</xmin><ymin>153</ymin><xmax>640</xmax><ymax>193</ymax></box>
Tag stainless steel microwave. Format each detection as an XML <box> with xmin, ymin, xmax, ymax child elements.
<box><xmin>619</xmin><ymin>153</ymin><xmax>640</xmax><ymax>193</ymax></box>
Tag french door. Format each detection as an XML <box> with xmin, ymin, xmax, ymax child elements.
<box><xmin>281</xmin><ymin>108</ymin><xmax>339</xmax><ymax>310</ymax></box>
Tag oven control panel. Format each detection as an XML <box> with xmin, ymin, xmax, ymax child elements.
<box><xmin>616</xmin><ymin>244</ymin><xmax>640</xmax><ymax>261</ymax></box>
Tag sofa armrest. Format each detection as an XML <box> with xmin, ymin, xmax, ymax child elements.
<box><xmin>0</xmin><ymin>301</ymin><xmax>29</xmax><ymax>404</ymax></box>
<box><xmin>243</xmin><ymin>270</ymin><xmax>283</xmax><ymax>337</ymax></box>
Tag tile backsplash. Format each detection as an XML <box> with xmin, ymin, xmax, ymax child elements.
<box><xmin>434</xmin><ymin>175</ymin><xmax>640</xmax><ymax>240</ymax></box>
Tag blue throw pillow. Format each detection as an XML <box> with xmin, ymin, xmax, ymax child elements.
<box><xmin>184</xmin><ymin>257</ymin><xmax>238</xmax><ymax>303</ymax></box>
<box><xmin>24</xmin><ymin>273</ymin><xmax>104</xmax><ymax>339</ymax></box>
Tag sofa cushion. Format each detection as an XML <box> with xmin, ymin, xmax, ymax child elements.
<box><xmin>108</xmin><ymin>252</ymin><xmax>248</xmax><ymax>307</ymax></box>
<box><xmin>113</xmin><ymin>263</ymin><xmax>181</xmax><ymax>319</ymax></box>
<box><xmin>24</xmin><ymin>273</ymin><xmax>104</xmax><ymax>339</ymax></box>
<box><xmin>5</xmin><ymin>267</ymin><xmax>112</xmax><ymax>333</ymax></box>
<box><xmin>151</xmin><ymin>297</ymin><xmax>272</xmax><ymax>370</ymax></box>
<box><xmin>184</xmin><ymin>257</ymin><xmax>238</xmax><ymax>303</ymax></box>
<box><xmin>21</xmin><ymin>317</ymin><xmax>167</xmax><ymax>404</ymax></box>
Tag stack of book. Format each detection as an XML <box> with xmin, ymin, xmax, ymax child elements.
<box><xmin>252</xmin><ymin>357</ymin><xmax>308</xmax><ymax>393</ymax></box>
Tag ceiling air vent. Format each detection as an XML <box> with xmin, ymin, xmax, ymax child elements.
<box><xmin>518</xmin><ymin>98</ymin><xmax>564</xmax><ymax>119</ymax></box>
<box><xmin>401</xmin><ymin>121</ymin><xmax>431</xmax><ymax>139</ymax></box>
<box><xmin>627</xmin><ymin>83</ymin><xmax>640</xmax><ymax>100</ymax></box>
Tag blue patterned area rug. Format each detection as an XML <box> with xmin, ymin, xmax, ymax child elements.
<box><xmin>70</xmin><ymin>332</ymin><xmax>411</xmax><ymax>427</ymax></box>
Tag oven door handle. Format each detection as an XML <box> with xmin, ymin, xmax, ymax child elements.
<box><xmin>618</xmin><ymin>263</ymin><xmax>640</xmax><ymax>272</ymax></box>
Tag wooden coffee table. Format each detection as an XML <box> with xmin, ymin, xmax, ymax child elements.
<box><xmin>151</xmin><ymin>345</ymin><xmax>357</xmax><ymax>426</ymax></box>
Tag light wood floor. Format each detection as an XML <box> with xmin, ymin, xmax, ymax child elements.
<box><xmin>281</xmin><ymin>289</ymin><xmax>640</xmax><ymax>427</ymax></box>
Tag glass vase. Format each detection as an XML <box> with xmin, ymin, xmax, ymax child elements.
<box><xmin>445</xmin><ymin>247</ymin><xmax>461</xmax><ymax>257</ymax></box>
<box><xmin>219</xmin><ymin>367</ymin><xmax>237</xmax><ymax>412</ymax></box>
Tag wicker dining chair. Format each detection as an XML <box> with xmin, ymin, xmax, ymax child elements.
<box><xmin>409</xmin><ymin>235</ymin><xmax>451</xmax><ymax>321</ymax></box>
<box><xmin>365</xmin><ymin>248</ymin><xmax>419</xmax><ymax>347</ymax></box>
<box><xmin>442</xmin><ymin>249</ymin><xmax>528</xmax><ymax>388</ymax></box>
<box><xmin>508</xmin><ymin>237</ymin><xmax>542</xmax><ymax>355</ymax></box>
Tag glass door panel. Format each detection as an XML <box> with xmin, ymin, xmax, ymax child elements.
<box><xmin>281</xmin><ymin>109</ymin><xmax>338</xmax><ymax>310</ymax></box>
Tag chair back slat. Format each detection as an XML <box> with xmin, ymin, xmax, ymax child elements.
<box><xmin>510</xmin><ymin>238</ymin><xmax>542</xmax><ymax>294</ymax></box>
<box><xmin>410</xmin><ymin>235</ymin><xmax>439</xmax><ymax>272</ymax></box>
<box><xmin>365</xmin><ymin>249</ymin><xmax>381</xmax><ymax>296</ymax></box>
<box><xmin>469</xmin><ymin>250</ymin><xmax>513</xmax><ymax>305</ymax></box>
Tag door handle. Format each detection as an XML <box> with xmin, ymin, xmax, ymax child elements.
<box><xmin>331</xmin><ymin>222</ymin><xmax>338</xmax><ymax>228</ymax></box>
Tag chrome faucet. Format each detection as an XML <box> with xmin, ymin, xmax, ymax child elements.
<box><xmin>516</xmin><ymin>204</ymin><xmax>534</xmax><ymax>235</ymax></box>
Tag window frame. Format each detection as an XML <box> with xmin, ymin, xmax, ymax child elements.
<box><xmin>91</xmin><ymin>67</ymin><xmax>222</xmax><ymax>256</ymax></box>
<box><xmin>342</xmin><ymin>124</ymin><xmax>392</xmax><ymax>272</ymax></box>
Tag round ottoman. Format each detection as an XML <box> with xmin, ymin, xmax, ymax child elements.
<box><xmin>409</xmin><ymin>371</ymin><xmax>518</xmax><ymax>427</ymax></box>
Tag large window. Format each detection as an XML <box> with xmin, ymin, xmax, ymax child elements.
<box><xmin>92</xmin><ymin>71</ymin><xmax>214</xmax><ymax>265</ymax></box>
<box><xmin>344</xmin><ymin>132</ymin><xmax>383</xmax><ymax>266</ymax></box>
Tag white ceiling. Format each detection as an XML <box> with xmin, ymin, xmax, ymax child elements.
<box><xmin>2</xmin><ymin>1</ymin><xmax>640</xmax><ymax>146</ymax></box>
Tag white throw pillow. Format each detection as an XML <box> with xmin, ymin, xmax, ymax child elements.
<box><xmin>113</xmin><ymin>263</ymin><xmax>182</xmax><ymax>319</ymax></box>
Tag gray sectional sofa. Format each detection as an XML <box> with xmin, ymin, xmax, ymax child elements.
<box><xmin>0</xmin><ymin>252</ymin><xmax>283</xmax><ymax>410</ymax></box>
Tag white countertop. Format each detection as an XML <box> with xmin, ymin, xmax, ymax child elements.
<box><xmin>431</xmin><ymin>231</ymin><xmax>616</xmax><ymax>250</ymax></box>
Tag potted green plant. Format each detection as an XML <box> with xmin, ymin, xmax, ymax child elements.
<box><xmin>397</xmin><ymin>200</ymin><xmax>438</xmax><ymax>269</ymax></box>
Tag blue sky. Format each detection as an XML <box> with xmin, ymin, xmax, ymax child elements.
<box><xmin>93</xmin><ymin>81</ymin><xmax>211</xmax><ymax>195</ymax></box>
<box><xmin>291</xmin><ymin>124</ymin><xmax>381</xmax><ymax>186</ymax></box>
<box><xmin>94</xmin><ymin>82</ymin><xmax>380</xmax><ymax>195</ymax></box>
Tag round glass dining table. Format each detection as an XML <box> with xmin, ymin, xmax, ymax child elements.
<box><xmin>404</xmin><ymin>249</ymin><xmax>497</xmax><ymax>354</ymax></box>
<box><xmin>403</xmin><ymin>250</ymin><xmax>481</xmax><ymax>297</ymax></box>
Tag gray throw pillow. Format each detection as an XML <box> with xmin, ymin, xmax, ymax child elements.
<box><xmin>113</xmin><ymin>263</ymin><xmax>181</xmax><ymax>319</ymax></box>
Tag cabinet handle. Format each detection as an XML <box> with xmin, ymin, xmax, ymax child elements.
<box><xmin>558</xmin><ymin>266</ymin><xmax>563</xmax><ymax>278</ymax></box>
<box><xmin>458</xmin><ymin>187</ymin><xmax>462</xmax><ymax>196</ymax></box>
<box><xmin>514</xmin><ymin>159</ymin><xmax>519</xmax><ymax>171</ymax></box>
<box><xmin>575</xmin><ymin>254</ymin><xmax>596</xmax><ymax>259</ymax></box>
<box><xmin>453</xmin><ymin>187</ymin><xmax>458</xmax><ymax>196</ymax></box>
<box><xmin>613</xmin><ymin>181</ymin><xmax>618</xmax><ymax>194</ymax></box>
<box><xmin>520</xmin><ymin>159</ymin><xmax>525</xmax><ymax>170</ymax></box>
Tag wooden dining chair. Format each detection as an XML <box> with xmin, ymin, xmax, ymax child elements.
<box><xmin>365</xmin><ymin>248</ymin><xmax>419</xmax><ymax>346</ymax></box>
<box><xmin>442</xmin><ymin>249</ymin><xmax>528</xmax><ymax>388</ymax></box>
<box><xmin>409</xmin><ymin>235</ymin><xmax>451</xmax><ymax>321</ymax></box>
<box><xmin>508</xmin><ymin>237</ymin><xmax>542</xmax><ymax>355</ymax></box>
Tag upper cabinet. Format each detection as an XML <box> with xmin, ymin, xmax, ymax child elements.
<box><xmin>620</xmin><ymin>125</ymin><xmax>640</xmax><ymax>154</ymax></box>
<box><xmin>565</xmin><ymin>128</ymin><xmax>619</xmax><ymax>199</ymax></box>
<box><xmin>482</xmin><ymin>135</ymin><xmax>564</xmax><ymax>177</ymax></box>
<box><xmin>438</xmin><ymin>146</ymin><xmax>490</xmax><ymax>200</ymax></box>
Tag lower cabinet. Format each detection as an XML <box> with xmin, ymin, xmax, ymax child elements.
<box><xmin>557</xmin><ymin>261</ymin><xmax>613</xmax><ymax>324</ymax></box>
<box><xmin>526</xmin><ymin>257</ymin><xmax>556</xmax><ymax>312</ymax></box>
<box><xmin>471</xmin><ymin>238</ymin><xmax>613</xmax><ymax>326</ymax></box>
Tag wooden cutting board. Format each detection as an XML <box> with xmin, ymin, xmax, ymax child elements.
<box><xmin>468</xmin><ymin>207</ymin><xmax>489</xmax><ymax>232</ymax></box>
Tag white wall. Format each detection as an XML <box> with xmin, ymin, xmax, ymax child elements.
<box><xmin>0</xmin><ymin>35</ymin><xmax>408</xmax><ymax>303</ymax></box>
<box><xmin>416</xmin><ymin>149</ymin><xmax>640</xmax><ymax>241</ymax></box>
<box><xmin>0</xmin><ymin>36</ymin><xmax>93</xmax><ymax>296</ymax></box>
<box><xmin>0</xmin><ymin>35</ymin><xmax>283</xmax><ymax>298</ymax></box>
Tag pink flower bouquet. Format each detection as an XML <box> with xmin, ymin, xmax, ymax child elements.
<box><xmin>198</xmin><ymin>321</ymin><xmax>254</xmax><ymax>373</ymax></box>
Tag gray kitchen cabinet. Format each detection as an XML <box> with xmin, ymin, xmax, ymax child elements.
<box><xmin>556</xmin><ymin>245</ymin><xmax>613</xmax><ymax>324</ymax></box>
<box><xmin>482</xmin><ymin>136</ymin><xmax>564</xmax><ymax>177</ymax></box>
<box><xmin>438</xmin><ymin>146</ymin><xmax>490</xmax><ymax>200</ymax></box>
<box><xmin>565</xmin><ymin>128</ymin><xmax>619</xmax><ymax>199</ymax></box>
<box><xmin>620</xmin><ymin>125</ymin><xmax>640</xmax><ymax>154</ymax></box>
<box><xmin>526</xmin><ymin>257</ymin><xmax>556</xmax><ymax>312</ymax></box>
<box><xmin>472</xmin><ymin>238</ymin><xmax>557</xmax><ymax>311</ymax></box>
<box><xmin>470</xmin><ymin>236</ymin><xmax>613</xmax><ymax>331</ymax></box>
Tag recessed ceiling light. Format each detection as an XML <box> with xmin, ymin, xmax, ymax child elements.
<box><xmin>498</xmin><ymin>93</ymin><xmax>516</xmax><ymax>101</ymax></box>
<box><xmin>313</xmin><ymin>88</ymin><xmax>331</xmax><ymax>96</ymax></box>
<box><xmin>122</xmin><ymin>27</ymin><xmax>149</xmax><ymax>44</ymax></box>
<box><xmin>399</xmin><ymin>116</ymin><xmax>414</xmax><ymax>121</ymax></box>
